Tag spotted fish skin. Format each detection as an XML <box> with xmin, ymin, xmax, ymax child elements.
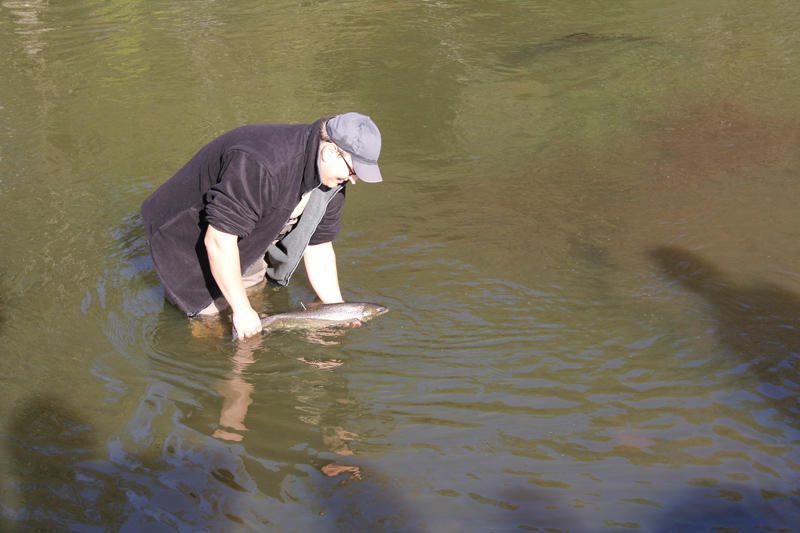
<box><xmin>261</xmin><ymin>302</ymin><xmax>388</xmax><ymax>332</ymax></box>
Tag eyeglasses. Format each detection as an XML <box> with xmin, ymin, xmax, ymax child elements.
<box><xmin>337</xmin><ymin>150</ymin><xmax>358</xmax><ymax>181</ymax></box>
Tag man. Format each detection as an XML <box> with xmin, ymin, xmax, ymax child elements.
<box><xmin>141</xmin><ymin>112</ymin><xmax>383</xmax><ymax>338</ymax></box>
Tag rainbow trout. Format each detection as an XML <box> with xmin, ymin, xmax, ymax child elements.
<box><xmin>234</xmin><ymin>302</ymin><xmax>388</xmax><ymax>339</ymax></box>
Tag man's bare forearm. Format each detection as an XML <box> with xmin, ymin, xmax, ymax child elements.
<box><xmin>204</xmin><ymin>226</ymin><xmax>252</xmax><ymax>313</ymax></box>
<box><xmin>304</xmin><ymin>242</ymin><xmax>344</xmax><ymax>303</ymax></box>
<box><xmin>204</xmin><ymin>226</ymin><xmax>262</xmax><ymax>338</ymax></box>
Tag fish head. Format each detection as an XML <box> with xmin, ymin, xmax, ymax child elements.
<box><xmin>360</xmin><ymin>303</ymin><xmax>389</xmax><ymax>320</ymax></box>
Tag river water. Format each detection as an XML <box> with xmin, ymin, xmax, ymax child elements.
<box><xmin>1</xmin><ymin>1</ymin><xmax>799</xmax><ymax>531</ymax></box>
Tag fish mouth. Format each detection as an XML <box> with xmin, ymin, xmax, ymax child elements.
<box><xmin>365</xmin><ymin>305</ymin><xmax>389</xmax><ymax>318</ymax></box>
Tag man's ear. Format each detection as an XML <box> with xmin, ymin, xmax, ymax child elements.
<box><xmin>320</xmin><ymin>142</ymin><xmax>336</xmax><ymax>161</ymax></box>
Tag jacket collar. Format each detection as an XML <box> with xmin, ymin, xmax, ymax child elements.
<box><xmin>302</xmin><ymin>119</ymin><xmax>324</xmax><ymax>194</ymax></box>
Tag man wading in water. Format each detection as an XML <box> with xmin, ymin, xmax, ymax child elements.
<box><xmin>141</xmin><ymin>112</ymin><xmax>383</xmax><ymax>338</ymax></box>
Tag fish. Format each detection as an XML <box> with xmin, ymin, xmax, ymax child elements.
<box><xmin>501</xmin><ymin>32</ymin><xmax>651</xmax><ymax>65</ymax></box>
<box><xmin>233</xmin><ymin>302</ymin><xmax>388</xmax><ymax>339</ymax></box>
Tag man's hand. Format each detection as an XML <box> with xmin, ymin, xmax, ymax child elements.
<box><xmin>232</xmin><ymin>307</ymin><xmax>262</xmax><ymax>339</ymax></box>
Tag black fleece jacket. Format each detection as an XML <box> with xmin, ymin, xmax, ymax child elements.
<box><xmin>141</xmin><ymin>120</ymin><xmax>345</xmax><ymax>315</ymax></box>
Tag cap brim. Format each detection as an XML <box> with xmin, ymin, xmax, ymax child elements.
<box><xmin>353</xmin><ymin>160</ymin><xmax>383</xmax><ymax>183</ymax></box>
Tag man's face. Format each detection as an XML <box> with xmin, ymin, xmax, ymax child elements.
<box><xmin>319</xmin><ymin>142</ymin><xmax>358</xmax><ymax>188</ymax></box>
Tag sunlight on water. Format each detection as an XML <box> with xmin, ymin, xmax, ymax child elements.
<box><xmin>1</xmin><ymin>0</ymin><xmax>799</xmax><ymax>530</ymax></box>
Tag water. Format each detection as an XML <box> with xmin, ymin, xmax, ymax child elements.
<box><xmin>1</xmin><ymin>1</ymin><xmax>799</xmax><ymax>530</ymax></box>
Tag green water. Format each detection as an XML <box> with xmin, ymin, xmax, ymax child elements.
<box><xmin>1</xmin><ymin>1</ymin><xmax>799</xmax><ymax>530</ymax></box>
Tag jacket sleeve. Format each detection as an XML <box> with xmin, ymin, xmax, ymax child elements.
<box><xmin>309</xmin><ymin>187</ymin><xmax>346</xmax><ymax>245</ymax></box>
<box><xmin>204</xmin><ymin>149</ymin><xmax>266</xmax><ymax>238</ymax></box>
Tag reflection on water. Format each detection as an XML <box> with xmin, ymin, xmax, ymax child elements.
<box><xmin>1</xmin><ymin>0</ymin><xmax>800</xmax><ymax>530</ymax></box>
<box><xmin>213</xmin><ymin>338</ymin><xmax>257</xmax><ymax>443</ymax></box>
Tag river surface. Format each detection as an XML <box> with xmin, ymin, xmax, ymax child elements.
<box><xmin>1</xmin><ymin>1</ymin><xmax>799</xmax><ymax>531</ymax></box>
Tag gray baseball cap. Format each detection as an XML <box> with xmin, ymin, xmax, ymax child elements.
<box><xmin>326</xmin><ymin>112</ymin><xmax>383</xmax><ymax>183</ymax></box>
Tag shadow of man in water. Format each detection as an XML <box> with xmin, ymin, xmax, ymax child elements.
<box><xmin>649</xmin><ymin>246</ymin><xmax>800</xmax><ymax>424</ymax></box>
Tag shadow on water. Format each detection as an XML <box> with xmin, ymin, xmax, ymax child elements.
<box><xmin>491</xmin><ymin>487</ymin><xmax>583</xmax><ymax>532</ymax></box>
<box><xmin>0</xmin><ymin>270</ymin><xmax>7</xmax><ymax>335</ymax></box>
<box><xmin>649</xmin><ymin>483</ymin><xmax>800</xmax><ymax>532</ymax></box>
<box><xmin>4</xmin><ymin>395</ymin><xmax>126</xmax><ymax>531</ymax></box>
<box><xmin>4</xmin><ymin>391</ymin><xmax>567</xmax><ymax>532</ymax></box>
<box><xmin>4</xmin><ymin>392</ymin><xmax>266</xmax><ymax>531</ymax></box>
<box><xmin>649</xmin><ymin>246</ymin><xmax>800</xmax><ymax>424</ymax></box>
<box><xmin>307</xmin><ymin>465</ymin><xmax>423</xmax><ymax>533</ymax></box>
